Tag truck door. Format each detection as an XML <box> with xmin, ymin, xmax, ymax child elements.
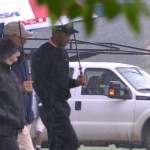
<box><xmin>68</xmin><ymin>68</ymin><xmax>135</xmax><ymax>141</ymax></box>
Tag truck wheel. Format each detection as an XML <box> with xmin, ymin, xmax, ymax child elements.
<box><xmin>144</xmin><ymin>129</ymin><xmax>150</xmax><ymax>150</ymax></box>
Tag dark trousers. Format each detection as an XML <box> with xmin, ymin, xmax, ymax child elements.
<box><xmin>39</xmin><ymin>101</ymin><xmax>79</xmax><ymax>150</ymax></box>
<box><xmin>0</xmin><ymin>130</ymin><xmax>19</xmax><ymax>150</ymax></box>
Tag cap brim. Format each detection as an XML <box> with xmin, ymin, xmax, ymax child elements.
<box><xmin>54</xmin><ymin>25</ymin><xmax>79</xmax><ymax>35</ymax></box>
<box><xmin>69</xmin><ymin>29</ymin><xmax>79</xmax><ymax>34</ymax></box>
<box><xmin>21</xmin><ymin>30</ymin><xmax>33</xmax><ymax>38</ymax></box>
<box><xmin>63</xmin><ymin>29</ymin><xmax>79</xmax><ymax>35</ymax></box>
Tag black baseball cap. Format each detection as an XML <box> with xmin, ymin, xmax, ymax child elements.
<box><xmin>53</xmin><ymin>23</ymin><xmax>79</xmax><ymax>35</ymax></box>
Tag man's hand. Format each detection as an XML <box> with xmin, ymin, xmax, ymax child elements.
<box><xmin>23</xmin><ymin>80</ymin><xmax>33</xmax><ymax>92</ymax></box>
<box><xmin>76</xmin><ymin>75</ymin><xmax>87</xmax><ymax>86</ymax></box>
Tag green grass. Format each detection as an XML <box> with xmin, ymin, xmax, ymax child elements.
<box><xmin>79</xmin><ymin>145</ymin><xmax>145</xmax><ymax>150</ymax></box>
<box><xmin>42</xmin><ymin>145</ymin><xmax>146</xmax><ymax>150</ymax></box>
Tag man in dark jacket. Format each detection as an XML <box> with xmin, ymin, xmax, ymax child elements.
<box><xmin>3</xmin><ymin>22</ymin><xmax>34</xmax><ymax>150</ymax></box>
<box><xmin>0</xmin><ymin>38</ymin><xmax>25</xmax><ymax>150</ymax></box>
<box><xmin>31</xmin><ymin>24</ymin><xmax>86</xmax><ymax>150</ymax></box>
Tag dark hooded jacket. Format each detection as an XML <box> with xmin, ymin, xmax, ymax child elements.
<box><xmin>31</xmin><ymin>42</ymin><xmax>77</xmax><ymax>108</ymax></box>
<box><xmin>0</xmin><ymin>38</ymin><xmax>25</xmax><ymax>133</ymax></box>
<box><xmin>11</xmin><ymin>46</ymin><xmax>34</xmax><ymax>125</ymax></box>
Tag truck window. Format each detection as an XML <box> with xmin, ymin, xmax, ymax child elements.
<box><xmin>81</xmin><ymin>68</ymin><xmax>125</xmax><ymax>95</ymax></box>
<box><xmin>116</xmin><ymin>67</ymin><xmax>150</xmax><ymax>91</ymax></box>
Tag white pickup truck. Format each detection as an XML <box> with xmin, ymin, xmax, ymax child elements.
<box><xmin>32</xmin><ymin>62</ymin><xmax>150</xmax><ymax>150</ymax></box>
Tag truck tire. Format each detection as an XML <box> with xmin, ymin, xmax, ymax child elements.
<box><xmin>144</xmin><ymin>128</ymin><xmax>150</xmax><ymax>150</ymax></box>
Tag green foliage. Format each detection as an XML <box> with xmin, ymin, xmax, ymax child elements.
<box><xmin>101</xmin><ymin>0</ymin><xmax>121</xmax><ymax>19</ymax></box>
<box><xmin>37</xmin><ymin>0</ymin><xmax>150</xmax><ymax>34</ymax></box>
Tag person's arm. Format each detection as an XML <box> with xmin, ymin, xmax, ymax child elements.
<box><xmin>31</xmin><ymin>43</ymin><xmax>56</xmax><ymax>107</ymax></box>
<box><xmin>0</xmin><ymin>79</ymin><xmax>7</xmax><ymax>119</ymax></box>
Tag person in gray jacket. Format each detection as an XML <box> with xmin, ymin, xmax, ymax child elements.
<box><xmin>0</xmin><ymin>38</ymin><xmax>25</xmax><ymax>150</ymax></box>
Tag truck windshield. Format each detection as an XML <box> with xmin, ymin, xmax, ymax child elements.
<box><xmin>116</xmin><ymin>67</ymin><xmax>150</xmax><ymax>92</ymax></box>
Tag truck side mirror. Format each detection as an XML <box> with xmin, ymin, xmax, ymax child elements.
<box><xmin>108</xmin><ymin>81</ymin><xmax>132</xmax><ymax>100</ymax></box>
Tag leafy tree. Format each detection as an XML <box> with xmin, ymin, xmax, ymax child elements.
<box><xmin>37</xmin><ymin>0</ymin><xmax>150</xmax><ymax>34</ymax></box>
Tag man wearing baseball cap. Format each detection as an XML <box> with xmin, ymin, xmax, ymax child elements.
<box><xmin>3</xmin><ymin>22</ymin><xmax>34</xmax><ymax>150</ymax></box>
<box><xmin>31</xmin><ymin>23</ymin><xmax>86</xmax><ymax>150</ymax></box>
